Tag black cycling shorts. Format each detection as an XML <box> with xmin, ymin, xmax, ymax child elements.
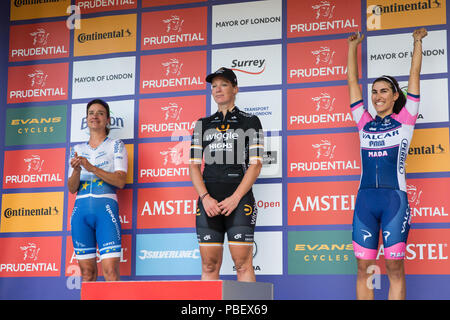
<box><xmin>196</xmin><ymin>183</ymin><xmax>257</xmax><ymax>246</ymax></box>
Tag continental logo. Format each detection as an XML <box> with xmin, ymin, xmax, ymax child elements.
<box><xmin>4</xmin><ymin>206</ymin><xmax>59</xmax><ymax>219</ymax></box>
<box><xmin>10</xmin><ymin>0</ymin><xmax>70</xmax><ymax>21</ymax></box>
<box><xmin>74</xmin><ymin>14</ymin><xmax>136</xmax><ymax>56</ymax></box>
<box><xmin>77</xmin><ymin>29</ymin><xmax>132</xmax><ymax>44</ymax></box>
<box><xmin>367</xmin><ymin>0</ymin><xmax>446</xmax><ymax>30</ymax></box>
<box><xmin>370</xmin><ymin>0</ymin><xmax>442</xmax><ymax>16</ymax></box>
<box><xmin>406</xmin><ymin>128</ymin><xmax>450</xmax><ymax>173</ymax></box>
<box><xmin>1</xmin><ymin>192</ymin><xmax>64</xmax><ymax>232</ymax></box>
<box><xmin>12</xmin><ymin>0</ymin><xmax>66</xmax><ymax>7</ymax></box>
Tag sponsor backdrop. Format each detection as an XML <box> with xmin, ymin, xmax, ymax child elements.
<box><xmin>0</xmin><ymin>0</ymin><xmax>449</xmax><ymax>300</ymax></box>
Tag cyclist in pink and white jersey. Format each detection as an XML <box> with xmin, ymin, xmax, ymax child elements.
<box><xmin>347</xmin><ymin>28</ymin><xmax>427</xmax><ymax>300</ymax></box>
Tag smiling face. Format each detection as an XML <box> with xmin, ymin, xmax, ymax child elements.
<box><xmin>211</xmin><ymin>76</ymin><xmax>238</xmax><ymax>108</ymax></box>
<box><xmin>86</xmin><ymin>103</ymin><xmax>110</xmax><ymax>134</ymax></box>
<box><xmin>371</xmin><ymin>80</ymin><xmax>399</xmax><ymax>118</ymax></box>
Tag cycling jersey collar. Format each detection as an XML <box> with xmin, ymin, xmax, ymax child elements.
<box><xmin>216</xmin><ymin>106</ymin><xmax>238</xmax><ymax>120</ymax></box>
<box><xmin>375</xmin><ymin>113</ymin><xmax>393</xmax><ymax>122</ymax></box>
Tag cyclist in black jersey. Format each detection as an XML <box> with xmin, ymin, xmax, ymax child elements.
<box><xmin>189</xmin><ymin>67</ymin><xmax>264</xmax><ymax>282</ymax></box>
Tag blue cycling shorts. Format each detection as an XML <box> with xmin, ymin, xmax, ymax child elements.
<box><xmin>71</xmin><ymin>197</ymin><xmax>122</xmax><ymax>261</ymax></box>
<box><xmin>352</xmin><ymin>188</ymin><xmax>411</xmax><ymax>260</ymax></box>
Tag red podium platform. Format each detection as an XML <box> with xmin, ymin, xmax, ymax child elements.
<box><xmin>81</xmin><ymin>280</ymin><xmax>273</xmax><ymax>300</ymax></box>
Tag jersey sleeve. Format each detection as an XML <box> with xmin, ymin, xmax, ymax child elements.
<box><xmin>392</xmin><ymin>93</ymin><xmax>420</xmax><ymax>125</ymax></box>
<box><xmin>113</xmin><ymin>139</ymin><xmax>128</xmax><ymax>173</ymax></box>
<box><xmin>350</xmin><ymin>99</ymin><xmax>373</xmax><ymax>131</ymax></box>
<box><xmin>67</xmin><ymin>144</ymin><xmax>78</xmax><ymax>178</ymax></box>
<box><xmin>248</xmin><ymin>116</ymin><xmax>264</xmax><ymax>164</ymax></box>
<box><xmin>190</xmin><ymin>119</ymin><xmax>203</xmax><ymax>164</ymax></box>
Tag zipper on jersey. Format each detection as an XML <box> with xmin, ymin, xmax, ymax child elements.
<box><xmin>375</xmin><ymin>161</ymin><xmax>379</xmax><ymax>188</ymax></box>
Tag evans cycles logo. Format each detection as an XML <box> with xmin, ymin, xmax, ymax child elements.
<box><xmin>5</xmin><ymin>105</ymin><xmax>67</xmax><ymax>147</ymax></box>
<box><xmin>288</xmin><ymin>230</ymin><xmax>356</xmax><ymax>275</ymax></box>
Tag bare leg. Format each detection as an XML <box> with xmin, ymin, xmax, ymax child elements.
<box><xmin>385</xmin><ymin>259</ymin><xmax>406</xmax><ymax>300</ymax></box>
<box><xmin>229</xmin><ymin>244</ymin><xmax>255</xmax><ymax>282</ymax></box>
<box><xmin>78</xmin><ymin>258</ymin><xmax>98</xmax><ymax>282</ymax></box>
<box><xmin>101</xmin><ymin>257</ymin><xmax>120</xmax><ymax>281</ymax></box>
<box><xmin>199</xmin><ymin>245</ymin><xmax>223</xmax><ymax>280</ymax></box>
<box><xmin>356</xmin><ymin>258</ymin><xmax>376</xmax><ymax>300</ymax></box>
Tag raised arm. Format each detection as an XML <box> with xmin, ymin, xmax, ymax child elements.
<box><xmin>407</xmin><ymin>28</ymin><xmax>427</xmax><ymax>96</ymax></box>
<box><xmin>347</xmin><ymin>32</ymin><xmax>364</xmax><ymax>104</ymax></box>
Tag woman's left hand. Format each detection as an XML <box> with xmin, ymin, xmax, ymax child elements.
<box><xmin>413</xmin><ymin>27</ymin><xmax>427</xmax><ymax>41</ymax></box>
<box><xmin>78</xmin><ymin>157</ymin><xmax>97</xmax><ymax>173</ymax></box>
<box><xmin>217</xmin><ymin>194</ymin><xmax>241</xmax><ymax>216</ymax></box>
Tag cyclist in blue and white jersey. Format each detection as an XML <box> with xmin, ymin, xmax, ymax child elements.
<box><xmin>347</xmin><ymin>28</ymin><xmax>427</xmax><ymax>299</ymax></box>
<box><xmin>68</xmin><ymin>99</ymin><xmax>127</xmax><ymax>282</ymax></box>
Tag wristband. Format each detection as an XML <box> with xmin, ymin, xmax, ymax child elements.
<box><xmin>200</xmin><ymin>192</ymin><xmax>209</xmax><ymax>201</ymax></box>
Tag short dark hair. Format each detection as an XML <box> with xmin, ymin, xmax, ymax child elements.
<box><xmin>372</xmin><ymin>75</ymin><xmax>406</xmax><ymax>114</ymax></box>
<box><xmin>86</xmin><ymin>98</ymin><xmax>111</xmax><ymax>135</ymax></box>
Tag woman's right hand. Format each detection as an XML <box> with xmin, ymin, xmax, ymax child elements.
<box><xmin>70</xmin><ymin>152</ymin><xmax>82</xmax><ymax>171</ymax></box>
<box><xmin>348</xmin><ymin>31</ymin><xmax>364</xmax><ymax>46</ymax></box>
<box><xmin>202</xmin><ymin>195</ymin><xmax>222</xmax><ymax>217</ymax></box>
